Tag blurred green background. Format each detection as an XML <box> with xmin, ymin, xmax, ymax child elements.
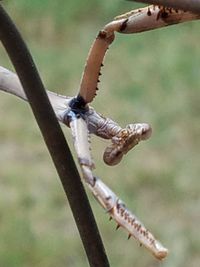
<box><xmin>0</xmin><ymin>1</ymin><xmax>200</xmax><ymax>266</ymax></box>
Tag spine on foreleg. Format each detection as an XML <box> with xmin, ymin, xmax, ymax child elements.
<box><xmin>89</xmin><ymin>177</ymin><xmax>168</xmax><ymax>260</ymax></box>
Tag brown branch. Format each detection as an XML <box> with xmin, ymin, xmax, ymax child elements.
<box><xmin>0</xmin><ymin>4</ymin><xmax>110</xmax><ymax>267</ymax></box>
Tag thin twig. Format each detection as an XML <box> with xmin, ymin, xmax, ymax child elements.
<box><xmin>131</xmin><ymin>0</ymin><xmax>200</xmax><ymax>14</ymax></box>
<box><xmin>0</xmin><ymin>4</ymin><xmax>110</xmax><ymax>267</ymax></box>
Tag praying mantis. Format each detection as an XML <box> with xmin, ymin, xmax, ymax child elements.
<box><xmin>0</xmin><ymin>3</ymin><xmax>199</xmax><ymax>260</ymax></box>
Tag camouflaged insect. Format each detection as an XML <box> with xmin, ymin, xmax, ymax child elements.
<box><xmin>0</xmin><ymin>3</ymin><xmax>199</xmax><ymax>260</ymax></box>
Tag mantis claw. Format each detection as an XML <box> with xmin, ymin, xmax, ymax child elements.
<box><xmin>103</xmin><ymin>123</ymin><xmax>152</xmax><ymax>166</ymax></box>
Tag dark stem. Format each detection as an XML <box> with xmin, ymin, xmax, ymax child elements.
<box><xmin>131</xmin><ymin>0</ymin><xmax>200</xmax><ymax>14</ymax></box>
<box><xmin>0</xmin><ymin>4</ymin><xmax>110</xmax><ymax>267</ymax></box>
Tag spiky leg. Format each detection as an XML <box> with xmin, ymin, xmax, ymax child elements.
<box><xmin>89</xmin><ymin>177</ymin><xmax>168</xmax><ymax>260</ymax></box>
<box><xmin>78</xmin><ymin>5</ymin><xmax>200</xmax><ymax>105</ymax></box>
<box><xmin>67</xmin><ymin>113</ymin><xmax>168</xmax><ymax>259</ymax></box>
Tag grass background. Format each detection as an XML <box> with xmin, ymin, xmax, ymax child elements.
<box><xmin>0</xmin><ymin>0</ymin><xmax>200</xmax><ymax>266</ymax></box>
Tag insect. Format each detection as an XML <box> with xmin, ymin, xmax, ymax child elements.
<box><xmin>0</xmin><ymin>4</ymin><xmax>199</xmax><ymax>260</ymax></box>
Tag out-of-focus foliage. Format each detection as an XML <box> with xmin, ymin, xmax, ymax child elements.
<box><xmin>0</xmin><ymin>1</ymin><xmax>200</xmax><ymax>267</ymax></box>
